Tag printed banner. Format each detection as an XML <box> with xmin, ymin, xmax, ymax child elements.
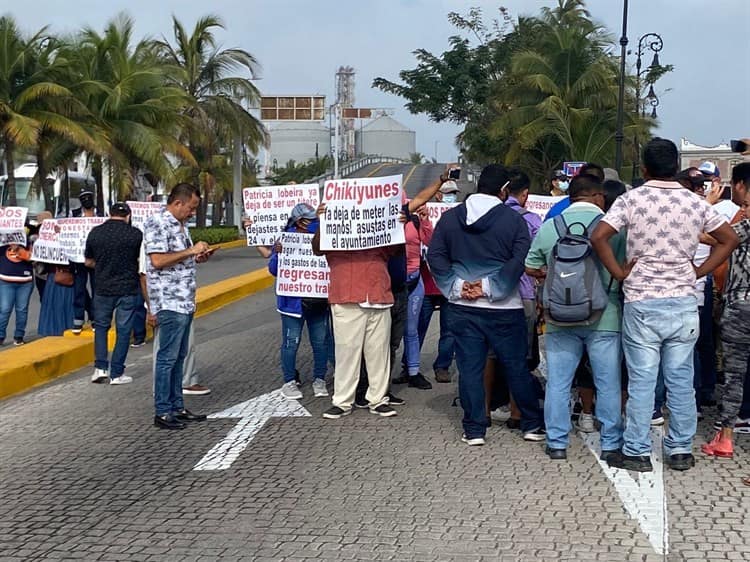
<box><xmin>425</xmin><ymin>202</ymin><xmax>458</xmax><ymax>224</ymax></box>
<box><xmin>31</xmin><ymin>219</ymin><xmax>67</xmax><ymax>264</ymax></box>
<box><xmin>0</xmin><ymin>207</ymin><xmax>28</xmax><ymax>246</ymax></box>
<box><xmin>242</xmin><ymin>184</ymin><xmax>320</xmax><ymax>247</ymax></box>
<box><xmin>320</xmin><ymin>175</ymin><xmax>405</xmax><ymax>251</ymax></box>
<box><xmin>563</xmin><ymin>161</ymin><xmax>586</xmax><ymax>177</ymax></box>
<box><xmin>526</xmin><ymin>195</ymin><xmax>566</xmax><ymax>219</ymax></box>
<box><xmin>126</xmin><ymin>201</ymin><xmax>162</xmax><ymax>231</ymax></box>
<box><xmin>275</xmin><ymin>232</ymin><xmax>330</xmax><ymax>298</ymax></box>
<box><xmin>57</xmin><ymin>217</ymin><xmax>106</xmax><ymax>263</ymax></box>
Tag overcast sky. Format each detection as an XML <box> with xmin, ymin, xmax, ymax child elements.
<box><xmin>6</xmin><ymin>0</ymin><xmax>750</xmax><ymax>162</ymax></box>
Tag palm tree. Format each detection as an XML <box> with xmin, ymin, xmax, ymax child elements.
<box><xmin>156</xmin><ymin>15</ymin><xmax>267</xmax><ymax>226</ymax></box>
<box><xmin>409</xmin><ymin>152</ymin><xmax>426</xmax><ymax>164</ymax></box>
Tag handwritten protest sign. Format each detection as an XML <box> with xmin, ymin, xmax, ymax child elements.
<box><xmin>126</xmin><ymin>201</ymin><xmax>162</xmax><ymax>231</ymax></box>
<box><xmin>526</xmin><ymin>195</ymin><xmax>566</xmax><ymax>219</ymax></box>
<box><xmin>242</xmin><ymin>184</ymin><xmax>320</xmax><ymax>247</ymax></box>
<box><xmin>31</xmin><ymin>219</ymin><xmax>68</xmax><ymax>264</ymax></box>
<box><xmin>57</xmin><ymin>217</ymin><xmax>106</xmax><ymax>262</ymax></box>
<box><xmin>0</xmin><ymin>207</ymin><xmax>28</xmax><ymax>246</ymax></box>
<box><xmin>275</xmin><ymin>232</ymin><xmax>330</xmax><ymax>299</ymax></box>
<box><xmin>320</xmin><ymin>175</ymin><xmax>405</xmax><ymax>251</ymax></box>
<box><xmin>425</xmin><ymin>202</ymin><xmax>458</xmax><ymax>224</ymax></box>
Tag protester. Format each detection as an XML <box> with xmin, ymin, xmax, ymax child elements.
<box><xmin>71</xmin><ymin>190</ymin><xmax>98</xmax><ymax>334</ymax></box>
<box><xmin>85</xmin><ymin>202</ymin><xmax>142</xmax><ymax>385</ymax></box>
<box><xmin>526</xmin><ymin>174</ymin><xmax>624</xmax><ymax>460</ymax></box>
<box><xmin>269</xmin><ymin>203</ymin><xmax>330</xmax><ymax>400</ymax></box>
<box><xmin>592</xmin><ymin>137</ymin><xmax>738</xmax><ymax>472</ymax></box>
<box><xmin>0</xmin><ymin>240</ymin><xmax>33</xmax><ymax>346</ymax></box>
<box><xmin>29</xmin><ymin>211</ymin><xmax>52</xmax><ymax>301</ymax></box>
<box><xmin>549</xmin><ymin>170</ymin><xmax>568</xmax><ymax>197</ymax></box>
<box><xmin>546</xmin><ymin>163</ymin><xmax>607</xmax><ymax>220</ymax></box>
<box><xmin>428</xmin><ymin>164</ymin><xmax>545</xmax><ymax>446</ymax></box>
<box><xmin>145</xmin><ymin>183</ymin><xmax>213</xmax><ymax>430</ymax></box>
<box><xmin>37</xmin><ymin>261</ymin><xmax>75</xmax><ymax>336</ymax></box>
<box><xmin>702</xmin><ymin>162</ymin><xmax>750</xmax><ymax>461</ymax></box>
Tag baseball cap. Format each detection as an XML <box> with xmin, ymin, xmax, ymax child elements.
<box><xmin>698</xmin><ymin>161</ymin><xmax>720</xmax><ymax>177</ymax></box>
<box><xmin>78</xmin><ymin>190</ymin><xmax>94</xmax><ymax>200</ymax></box>
<box><xmin>110</xmin><ymin>202</ymin><xmax>132</xmax><ymax>217</ymax></box>
<box><xmin>439</xmin><ymin>181</ymin><xmax>460</xmax><ymax>194</ymax></box>
<box><xmin>603</xmin><ymin>168</ymin><xmax>621</xmax><ymax>182</ymax></box>
<box><xmin>286</xmin><ymin>203</ymin><xmax>317</xmax><ymax>228</ymax></box>
<box><xmin>552</xmin><ymin>170</ymin><xmax>567</xmax><ymax>181</ymax></box>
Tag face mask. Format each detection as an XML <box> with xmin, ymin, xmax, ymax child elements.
<box><xmin>80</xmin><ymin>199</ymin><xmax>94</xmax><ymax>210</ymax></box>
<box><xmin>442</xmin><ymin>193</ymin><xmax>457</xmax><ymax>204</ymax></box>
<box><xmin>558</xmin><ymin>181</ymin><xmax>569</xmax><ymax>192</ymax></box>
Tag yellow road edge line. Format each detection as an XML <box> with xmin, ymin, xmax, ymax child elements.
<box><xmin>0</xmin><ymin>267</ymin><xmax>274</xmax><ymax>402</ymax></box>
<box><xmin>402</xmin><ymin>165</ymin><xmax>418</xmax><ymax>190</ymax></box>
<box><xmin>366</xmin><ymin>163</ymin><xmax>389</xmax><ymax>177</ymax></box>
<box><xmin>213</xmin><ymin>238</ymin><xmax>246</xmax><ymax>250</ymax></box>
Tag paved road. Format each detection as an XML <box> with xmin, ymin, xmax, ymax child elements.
<box><xmin>1</xmin><ymin>287</ymin><xmax>748</xmax><ymax>561</ymax></box>
<box><xmin>2</xmin><ymin>245</ymin><xmax>266</xmax><ymax>347</ymax></box>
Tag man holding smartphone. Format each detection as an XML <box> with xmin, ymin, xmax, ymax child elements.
<box><xmin>145</xmin><ymin>183</ymin><xmax>214</xmax><ymax>430</ymax></box>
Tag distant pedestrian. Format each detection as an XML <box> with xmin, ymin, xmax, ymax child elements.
<box><xmin>0</xmin><ymin>241</ymin><xmax>34</xmax><ymax>346</ymax></box>
<box><xmin>71</xmin><ymin>190</ymin><xmax>99</xmax><ymax>334</ymax></box>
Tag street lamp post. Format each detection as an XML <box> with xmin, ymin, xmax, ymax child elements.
<box><xmin>632</xmin><ymin>33</ymin><xmax>664</xmax><ymax>180</ymax></box>
<box><xmin>614</xmin><ymin>0</ymin><xmax>629</xmax><ymax>174</ymax></box>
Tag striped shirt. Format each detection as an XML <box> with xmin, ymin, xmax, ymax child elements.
<box><xmin>726</xmin><ymin>219</ymin><xmax>750</xmax><ymax>305</ymax></box>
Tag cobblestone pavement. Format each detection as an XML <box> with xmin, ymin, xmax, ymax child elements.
<box><xmin>1</xmin><ymin>288</ymin><xmax>749</xmax><ymax>561</ymax></box>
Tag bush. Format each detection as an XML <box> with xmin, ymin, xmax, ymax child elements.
<box><xmin>189</xmin><ymin>226</ymin><xmax>240</xmax><ymax>245</ymax></box>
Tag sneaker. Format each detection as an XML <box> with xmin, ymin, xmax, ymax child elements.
<box><xmin>312</xmin><ymin>378</ymin><xmax>329</xmax><ymax>397</ymax></box>
<box><xmin>523</xmin><ymin>428</ymin><xmax>546</xmax><ymax>442</ymax></box>
<box><xmin>607</xmin><ymin>452</ymin><xmax>653</xmax><ymax>472</ymax></box>
<box><xmin>322</xmin><ymin>406</ymin><xmax>351</xmax><ymax>419</ymax></box>
<box><xmin>130</xmin><ymin>341</ymin><xmax>146</xmax><ymax>348</ymax></box>
<box><xmin>577</xmin><ymin>413</ymin><xmax>596</xmax><ymax>433</ymax></box>
<box><xmin>183</xmin><ymin>384</ymin><xmax>211</xmax><ymax>395</ymax></box>
<box><xmin>434</xmin><ymin>367</ymin><xmax>452</xmax><ymax>383</ymax></box>
<box><xmin>13</xmin><ymin>338</ymin><xmax>24</xmax><ymax>346</ymax></box>
<box><xmin>280</xmin><ymin>381</ymin><xmax>303</xmax><ymax>400</ymax></box>
<box><xmin>701</xmin><ymin>431</ymin><xmax>733</xmax><ymax>458</ymax></box>
<box><xmin>408</xmin><ymin>373</ymin><xmax>432</xmax><ymax>390</ymax></box>
<box><xmin>736</xmin><ymin>418</ymin><xmax>750</xmax><ymax>434</ymax></box>
<box><xmin>353</xmin><ymin>397</ymin><xmax>369</xmax><ymax>409</ymax></box>
<box><xmin>667</xmin><ymin>453</ymin><xmax>696</xmax><ymax>471</ymax></box>
<box><xmin>461</xmin><ymin>434</ymin><xmax>485</xmax><ymax>446</ymax></box>
<box><xmin>651</xmin><ymin>410</ymin><xmax>665</xmax><ymax>426</ymax></box>
<box><xmin>387</xmin><ymin>393</ymin><xmax>405</xmax><ymax>406</ymax></box>
<box><xmin>370</xmin><ymin>404</ymin><xmax>397</xmax><ymax>417</ymax></box>
<box><xmin>71</xmin><ymin>327</ymin><xmax>83</xmax><ymax>335</ymax></box>
<box><xmin>490</xmin><ymin>405</ymin><xmax>511</xmax><ymax>422</ymax></box>
<box><xmin>109</xmin><ymin>375</ymin><xmax>133</xmax><ymax>385</ymax></box>
<box><xmin>91</xmin><ymin>368</ymin><xmax>108</xmax><ymax>383</ymax></box>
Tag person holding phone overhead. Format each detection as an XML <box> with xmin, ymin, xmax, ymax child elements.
<box><xmin>144</xmin><ymin>183</ymin><xmax>215</xmax><ymax>430</ymax></box>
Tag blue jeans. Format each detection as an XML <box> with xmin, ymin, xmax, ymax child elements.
<box><xmin>0</xmin><ymin>280</ymin><xmax>34</xmax><ymax>341</ymax></box>
<box><xmin>93</xmin><ymin>294</ymin><xmax>139</xmax><ymax>378</ymax></box>
<box><xmin>131</xmin><ymin>292</ymin><xmax>147</xmax><ymax>343</ymax></box>
<box><xmin>403</xmin><ymin>272</ymin><xmax>424</xmax><ymax>376</ymax></box>
<box><xmin>622</xmin><ymin>297</ymin><xmax>699</xmax><ymax>457</ymax></box>
<box><xmin>154</xmin><ymin>311</ymin><xmax>193</xmax><ymax>416</ymax></box>
<box><xmin>73</xmin><ymin>264</ymin><xmax>95</xmax><ymax>327</ymax></box>
<box><xmin>416</xmin><ymin>293</ymin><xmax>455</xmax><ymax>370</ymax></box>
<box><xmin>545</xmin><ymin>329</ymin><xmax>623</xmax><ymax>450</ymax></box>
<box><xmin>446</xmin><ymin>303</ymin><xmax>543</xmax><ymax>437</ymax></box>
<box><xmin>280</xmin><ymin>307</ymin><xmax>329</xmax><ymax>383</ymax></box>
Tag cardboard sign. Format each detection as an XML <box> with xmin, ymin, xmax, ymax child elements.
<box><xmin>57</xmin><ymin>217</ymin><xmax>106</xmax><ymax>263</ymax></box>
<box><xmin>243</xmin><ymin>184</ymin><xmax>320</xmax><ymax>247</ymax></box>
<box><xmin>526</xmin><ymin>195</ymin><xmax>566</xmax><ymax>219</ymax></box>
<box><xmin>31</xmin><ymin>219</ymin><xmax>68</xmax><ymax>264</ymax></box>
<box><xmin>563</xmin><ymin>161</ymin><xmax>586</xmax><ymax>177</ymax></box>
<box><xmin>0</xmin><ymin>207</ymin><xmax>28</xmax><ymax>246</ymax></box>
<box><xmin>275</xmin><ymin>232</ymin><xmax>330</xmax><ymax>299</ymax></box>
<box><xmin>126</xmin><ymin>201</ymin><xmax>162</xmax><ymax>232</ymax></box>
<box><xmin>425</xmin><ymin>202</ymin><xmax>458</xmax><ymax>224</ymax></box>
<box><xmin>320</xmin><ymin>175</ymin><xmax>405</xmax><ymax>251</ymax></box>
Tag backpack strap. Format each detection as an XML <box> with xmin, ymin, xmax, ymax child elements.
<box><xmin>585</xmin><ymin>214</ymin><xmax>604</xmax><ymax>236</ymax></box>
<box><xmin>552</xmin><ymin>215</ymin><xmax>568</xmax><ymax>238</ymax></box>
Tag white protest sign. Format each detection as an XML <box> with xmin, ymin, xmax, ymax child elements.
<box><xmin>57</xmin><ymin>217</ymin><xmax>106</xmax><ymax>263</ymax></box>
<box><xmin>526</xmin><ymin>195</ymin><xmax>566</xmax><ymax>219</ymax></box>
<box><xmin>275</xmin><ymin>232</ymin><xmax>330</xmax><ymax>299</ymax></box>
<box><xmin>320</xmin><ymin>175</ymin><xmax>405</xmax><ymax>251</ymax></box>
<box><xmin>31</xmin><ymin>219</ymin><xmax>68</xmax><ymax>264</ymax></box>
<box><xmin>126</xmin><ymin>201</ymin><xmax>162</xmax><ymax>231</ymax></box>
<box><xmin>425</xmin><ymin>202</ymin><xmax>458</xmax><ymax>224</ymax></box>
<box><xmin>0</xmin><ymin>207</ymin><xmax>28</xmax><ymax>246</ymax></box>
<box><xmin>242</xmin><ymin>184</ymin><xmax>320</xmax><ymax>247</ymax></box>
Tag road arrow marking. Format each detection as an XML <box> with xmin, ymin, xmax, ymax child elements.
<box><xmin>582</xmin><ymin>427</ymin><xmax>669</xmax><ymax>555</ymax></box>
<box><xmin>193</xmin><ymin>389</ymin><xmax>311</xmax><ymax>471</ymax></box>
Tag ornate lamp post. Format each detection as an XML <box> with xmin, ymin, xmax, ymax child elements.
<box><xmin>613</xmin><ymin>0</ymin><xmax>629</xmax><ymax>174</ymax></box>
<box><xmin>632</xmin><ymin>33</ymin><xmax>664</xmax><ymax>180</ymax></box>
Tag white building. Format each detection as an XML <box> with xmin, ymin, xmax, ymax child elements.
<box><xmin>680</xmin><ymin>138</ymin><xmax>749</xmax><ymax>180</ymax></box>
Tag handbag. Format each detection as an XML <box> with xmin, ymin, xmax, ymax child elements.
<box><xmin>54</xmin><ymin>266</ymin><xmax>74</xmax><ymax>287</ymax></box>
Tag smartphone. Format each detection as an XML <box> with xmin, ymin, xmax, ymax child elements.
<box><xmin>448</xmin><ymin>167</ymin><xmax>461</xmax><ymax>180</ymax></box>
<box><xmin>731</xmin><ymin>139</ymin><xmax>748</xmax><ymax>153</ymax></box>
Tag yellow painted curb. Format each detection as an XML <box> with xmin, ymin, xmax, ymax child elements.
<box><xmin>214</xmin><ymin>238</ymin><xmax>247</xmax><ymax>250</ymax></box>
<box><xmin>0</xmin><ymin>267</ymin><xmax>274</xmax><ymax>401</ymax></box>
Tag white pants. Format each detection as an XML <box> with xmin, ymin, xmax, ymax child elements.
<box><xmin>331</xmin><ymin>304</ymin><xmax>391</xmax><ymax>410</ymax></box>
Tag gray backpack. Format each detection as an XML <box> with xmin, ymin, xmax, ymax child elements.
<box><xmin>543</xmin><ymin>214</ymin><xmax>609</xmax><ymax>327</ymax></box>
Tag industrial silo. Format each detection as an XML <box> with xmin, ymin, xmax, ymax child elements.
<box><xmin>267</xmin><ymin>121</ymin><xmax>331</xmax><ymax>169</ymax></box>
<box><xmin>356</xmin><ymin>115</ymin><xmax>416</xmax><ymax>160</ymax></box>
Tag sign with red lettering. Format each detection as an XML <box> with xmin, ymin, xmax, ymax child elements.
<box><xmin>31</xmin><ymin>219</ymin><xmax>67</xmax><ymax>264</ymax></box>
<box><xmin>275</xmin><ymin>232</ymin><xmax>330</xmax><ymax>298</ymax></box>
<box><xmin>56</xmin><ymin>217</ymin><xmax>106</xmax><ymax>262</ymax></box>
<box><xmin>242</xmin><ymin>184</ymin><xmax>320</xmax><ymax>247</ymax></box>
<box><xmin>320</xmin><ymin>175</ymin><xmax>406</xmax><ymax>251</ymax></box>
<box><xmin>425</xmin><ymin>202</ymin><xmax>458</xmax><ymax>224</ymax></box>
<box><xmin>127</xmin><ymin>201</ymin><xmax>162</xmax><ymax>232</ymax></box>
<box><xmin>0</xmin><ymin>206</ymin><xmax>27</xmax><ymax>246</ymax></box>
<box><xmin>526</xmin><ymin>195</ymin><xmax>566</xmax><ymax>219</ymax></box>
